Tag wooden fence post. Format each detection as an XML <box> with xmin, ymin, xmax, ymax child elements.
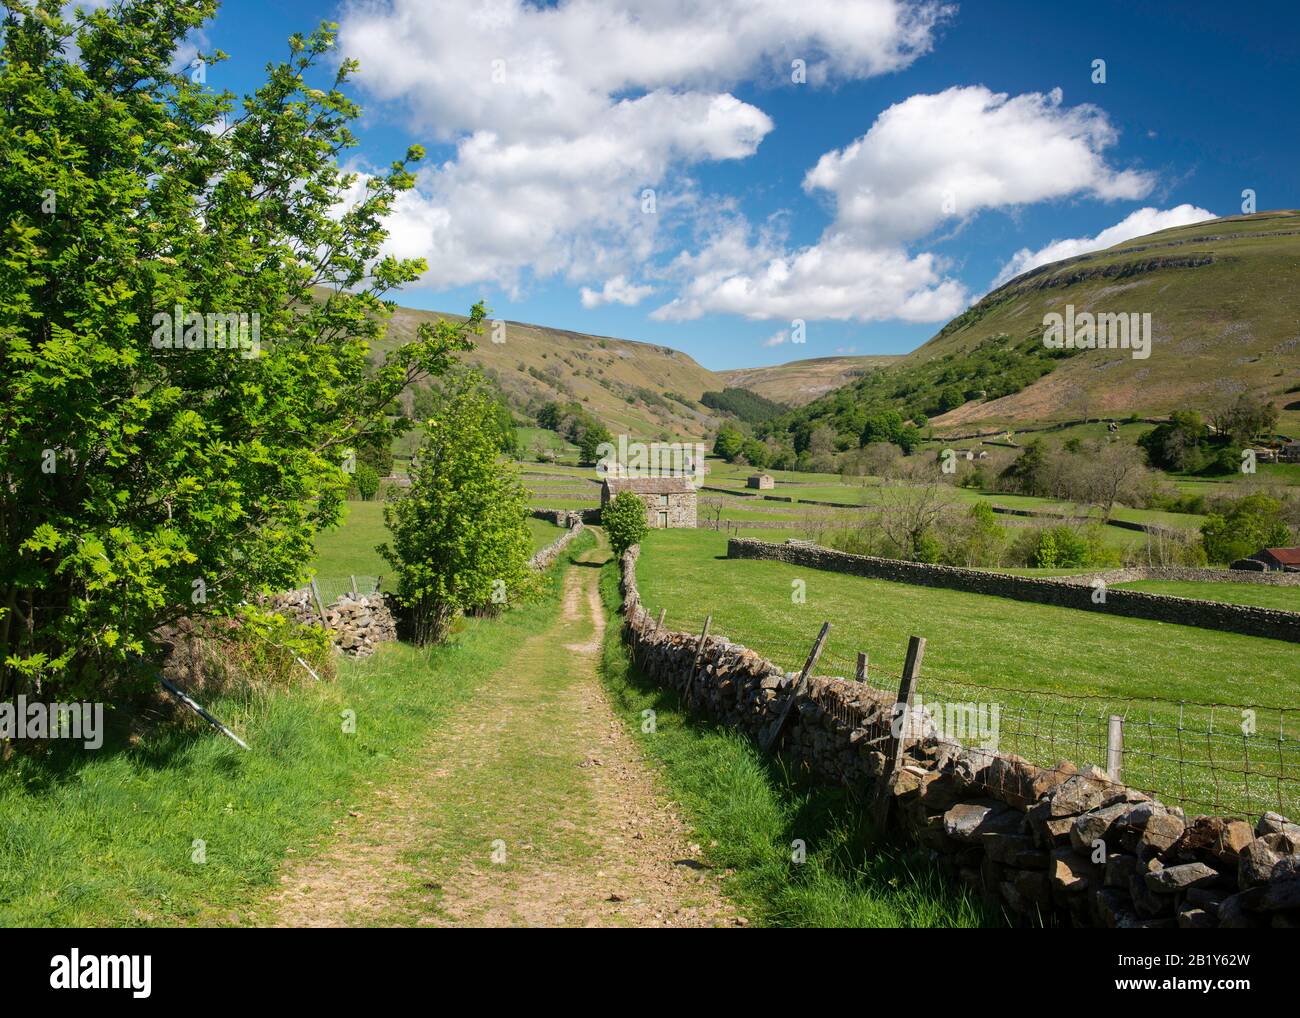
<box><xmin>349</xmin><ymin>574</ymin><xmax>358</xmax><ymax>595</ymax></box>
<box><xmin>871</xmin><ymin>636</ymin><xmax>926</xmax><ymax>827</ymax></box>
<box><xmin>309</xmin><ymin>578</ymin><xmax>330</xmax><ymax>632</ymax></box>
<box><xmin>682</xmin><ymin>616</ymin><xmax>712</xmax><ymax>699</ymax></box>
<box><xmin>760</xmin><ymin>621</ymin><xmax>830</xmax><ymax>752</ymax></box>
<box><xmin>1106</xmin><ymin>715</ymin><xmax>1124</xmax><ymax>783</ymax></box>
<box><xmin>855</xmin><ymin>651</ymin><xmax>868</xmax><ymax>683</ymax></box>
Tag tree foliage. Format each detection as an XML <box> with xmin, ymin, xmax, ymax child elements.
<box><xmin>1201</xmin><ymin>493</ymin><xmax>1291</xmax><ymax>564</ymax></box>
<box><xmin>0</xmin><ymin>4</ymin><xmax>480</xmax><ymax>695</ymax></box>
<box><xmin>603</xmin><ymin>490</ymin><xmax>649</xmax><ymax>555</ymax></box>
<box><xmin>380</xmin><ymin>374</ymin><xmax>536</xmax><ymax>644</ymax></box>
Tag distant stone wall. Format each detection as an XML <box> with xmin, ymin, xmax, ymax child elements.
<box><xmin>697</xmin><ymin>518</ymin><xmax>800</xmax><ymax>530</ymax></box>
<box><xmin>529</xmin><ymin>520</ymin><xmax>585</xmax><ymax>570</ymax></box>
<box><xmin>726</xmin><ymin>538</ymin><xmax>1300</xmax><ymax>643</ymax></box>
<box><xmin>617</xmin><ymin>546</ymin><xmax>1300</xmax><ymax>928</ymax></box>
<box><xmin>530</xmin><ymin>507</ymin><xmax>600</xmax><ymax>526</ymax></box>
<box><xmin>1053</xmin><ymin>566</ymin><xmax>1300</xmax><ymax>586</ymax></box>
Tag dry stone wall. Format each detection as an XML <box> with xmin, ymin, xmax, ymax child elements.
<box><xmin>265</xmin><ymin>589</ymin><xmax>397</xmax><ymax>657</ymax></box>
<box><xmin>529</xmin><ymin>520</ymin><xmax>585</xmax><ymax>570</ymax></box>
<box><xmin>618</xmin><ymin>545</ymin><xmax>1300</xmax><ymax>928</ymax></box>
<box><xmin>726</xmin><ymin>538</ymin><xmax>1300</xmax><ymax>643</ymax></box>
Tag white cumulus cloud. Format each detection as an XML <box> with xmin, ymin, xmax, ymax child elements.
<box><xmin>337</xmin><ymin>0</ymin><xmax>950</xmax><ymax>296</ymax></box>
<box><xmin>580</xmin><ymin>275</ymin><xmax>656</xmax><ymax>308</ymax></box>
<box><xmin>991</xmin><ymin>203</ymin><xmax>1217</xmax><ymax>286</ymax></box>
<box><xmin>653</xmin><ymin>85</ymin><xmax>1152</xmax><ymax>323</ymax></box>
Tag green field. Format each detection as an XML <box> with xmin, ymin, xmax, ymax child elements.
<box><xmin>1115</xmin><ymin>579</ymin><xmax>1300</xmax><ymax>612</ymax></box>
<box><xmin>310</xmin><ymin>502</ymin><xmax>564</xmax><ymax>598</ymax></box>
<box><xmin>526</xmin><ymin>517</ymin><xmax>565</xmax><ymax>552</ymax></box>
<box><xmin>312</xmin><ymin>500</ymin><xmax>389</xmax><ymax>589</ymax></box>
<box><xmin>632</xmin><ymin>529</ymin><xmax>1300</xmax><ymax>818</ymax></box>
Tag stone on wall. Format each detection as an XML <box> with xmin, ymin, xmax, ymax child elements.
<box><xmin>617</xmin><ymin>542</ymin><xmax>1300</xmax><ymax>929</ymax></box>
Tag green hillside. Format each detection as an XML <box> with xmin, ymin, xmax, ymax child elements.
<box><xmin>760</xmin><ymin>212</ymin><xmax>1300</xmax><ymax>444</ymax></box>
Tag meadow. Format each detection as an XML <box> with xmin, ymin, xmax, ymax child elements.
<box><xmin>311</xmin><ymin>499</ymin><xmax>565</xmax><ymax>597</ymax></box>
<box><xmin>631</xmin><ymin>529</ymin><xmax>1300</xmax><ymax>819</ymax></box>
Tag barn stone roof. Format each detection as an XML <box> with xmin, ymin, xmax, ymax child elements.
<box><xmin>602</xmin><ymin>476</ymin><xmax>696</xmax><ymax>495</ymax></box>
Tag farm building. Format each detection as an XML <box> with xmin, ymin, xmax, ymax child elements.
<box><xmin>601</xmin><ymin>476</ymin><xmax>697</xmax><ymax>529</ymax></box>
<box><xmin>747</xmin><ymin>473</ymin><xmax>775</xmax><ymax>490</ymax></box>
<box><xmin>1231</xmin><ymin>547</ymin><xmax>1300</xmax><ymax>572</ymax></box>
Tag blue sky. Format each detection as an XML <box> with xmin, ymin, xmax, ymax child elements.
<box><xmin>184</xmin><ymin>0</ymin><xmax>1299</xmax><ymax>370</ymax></box>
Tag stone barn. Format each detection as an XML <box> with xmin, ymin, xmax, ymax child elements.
<box><xmin>601</xmin><ymin>476</ymin><xmax>697</xmax><ymax>529</ymax></box>
<box><xmin>747</xmin><ymin>473</ymin><xmax>775</xmax><ymax>490</ymax></box>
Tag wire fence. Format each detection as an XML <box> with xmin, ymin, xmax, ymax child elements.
<box><xmin>310</xmin><ymin>575</ymin><xmax>382</xmax><ymax>606</ymax></box>
<box><xmin>645</xmin><ymin>604</ymin><xmax>1300</xmax><ymax>821</ymax></box>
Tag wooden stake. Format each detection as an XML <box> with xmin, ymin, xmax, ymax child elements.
<box><xmin>1106</xmin><ymin>714</ymin><xmax>1124</xmax><ymax>783</ymax></box>
<box><xmin>349</xmin><ymin>574</ymin><xmax>358</xmax><ymax>595</ymax></box>
<box><xmin>682</xmin><ymin>615</ymin><xmax>712</xmax><ymax>699</ymax></box>
<box><xmin>309</xmin><ymin>578</ymin><xmax>329</xmax><ymax>631</ymax></box>
<box><xmin>761</xmin><ymin>621</ymin><xmax>830</xmax><ymax>752</ymax></box>
<box><xmin>653</xmin><ymin>607</ymin><xmax>666</xmax><ymax>636</ymax></box>
<box><xmin>855</xmin><ymin>651</ymin><xmax>868</xmax><ymax>683</ymax></box>
<box><xmin>872</xmin><ymin>636</ymin><xmax>925</xmax><ymax>827</ymax></box>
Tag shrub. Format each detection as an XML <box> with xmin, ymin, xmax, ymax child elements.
<box><xmin>1201</xmin><ymin>494</ymin><xmax>1292</xmax><ymax>564</ymax></box>
<box><xmin>604</xmin><ymin>490</ymin><xmax>650</xmax><ymax>555</ymax></box>
<box><xmin>349</xmin><ymin>463</ymin><xmax>380</xmax><ymax>502</ymax></box>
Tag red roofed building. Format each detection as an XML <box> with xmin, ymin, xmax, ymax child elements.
<box><xmin>1235</xmin><ymin>547</ymin><xmax>1300</xmax><ymax>572</ymax></box>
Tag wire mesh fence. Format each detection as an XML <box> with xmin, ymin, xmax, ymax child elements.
<box><xmin>310</xmin><ymin>575</ymin><xmax>382</xmax><ymax>605</ymax></box>
<box><xmin>641</xmin><ymin>602</ymin><xmax>1300</xmax><ymax>821</ymax></box>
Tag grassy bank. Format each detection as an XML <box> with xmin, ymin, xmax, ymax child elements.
<box><xmin>0</xmin><ymin>532</ymin><xmax>593</xmax><ymax>927</ymax></box>
<box><xmin>596</xmin><ymin>561</ymin><xmax>996</xmax><ymax>928</ymax></box>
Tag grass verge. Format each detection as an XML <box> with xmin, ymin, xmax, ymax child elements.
<box><xmin>595</xmin><ymin>560</ymin><xmax>996</xmax><ymax>928</ymax></box>
<box><xmin>0</xmin><ymin>531</ymin><xmax>593</xmax><ymax>927</ymax></box>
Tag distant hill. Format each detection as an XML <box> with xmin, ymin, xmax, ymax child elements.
<box><xmin>756</xmin><ymin>212</ymin><xmax>1300</xmax><ymax>447</ymax></box>
<box><xmin>376</xmin><ymin>306</ymin><xmax>727</xmax><ymax>442</ymax></box>
<box><xmin>916</xmin><ymin>211</ymin><xmax>1300</xmax><ymax>432</ymax></box>
<box><xmin>718</xmin><ymin>354</ymin><xmax>901</xmax><ymax>406</ymax></box>
<box><xmin>368</xmin><ymin>212</ymin><xmax>1300</xmax><ymax>447</ymax></box>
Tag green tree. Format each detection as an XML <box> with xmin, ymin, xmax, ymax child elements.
<box><xmin>0</xmin><ymin>6</ymin><xmax>480</xmax><ymax>696</ymax></box>
<box><xmin>352</xmin><ymin>463</ymin><xmax>381</xmax><ymax>502</ymax></box>
<box><xmin>355</xmin><ymin>431</ymin><xmax>395</xmax><ymax>477</ymax></box>
<box><xmin>740</xmin><ymin>437</ymin><xmax>769</xmax><ymax>469</ymax></box>
<box><xmin>603</xmin><ymin>490</ymin><xmax>649</xmax><ymax>556</ymax></box>
<box><xmin>860</xmin><ymin>410</ymin><xmax>904</xmax><ymax>447</ymax></box>
<box><xmin>380</xmin><ymin>376</ymin><xmax>535</xmax><ymax>644</ymax></box>
<box><xmin>1138</xmin><ymin>411</ymin><xmax>1209</xmax><ymax>472</ymax></box>
<box><xmin>577</xmin><ymin>420</ymin><xmax>613</xmax><ymax>465</ymax></box>
<box><xmin>999</xmin><ymin>440</ymin><xmax>1050</xmax><ymax>495</ymax></box>
<box><xmin>1201</xmin><ymin>494</ymin><xmax>1291</xmax><ymax>564</ymax></box>
<box><xmin>713</xmin><ymin>423</ymin><xmax>744</xmax><ymax>461</ymax></box>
